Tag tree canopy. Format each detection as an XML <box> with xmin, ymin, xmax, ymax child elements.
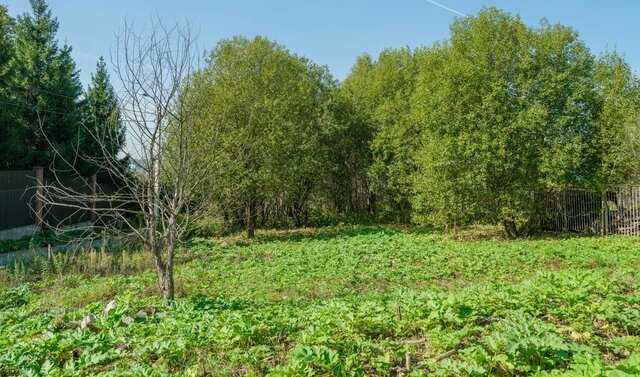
<box><xmin>592</xmin><ymin>52</ymin><xmax>640</xmax><ymax>189</ymax></box>
<box><xmin>184</xmin><ymin>36</ymin><xmax>333</xmax><ymax>235</ymax></box>
<box><xmin>339</xmin><ymin>48</ymin><xmax>421</xmax><ymax>220</ymax></box>
<box><xmin>410</xmin><ymin>8</ymin><xmax>602</xmax><ymax>235</ymax></box>
<box><xmin>174</xmin><ymin>8</ymin><xmax>640</xmax><ymax>237</ymax></box>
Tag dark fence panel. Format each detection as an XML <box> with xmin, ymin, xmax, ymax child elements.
<box><xmin>0</xmin><ymin>170</ymin><xmax>37</xmax><ymax>231</ymax></box>
<box><xmin>43</xmin><ymin>176</ymin><xmax>93</xmax><ymax>227</ymax></box>
<box><xmin>0</xmin><ymin>170</ymin><xmax>35</xmax><ymax>189</ymax></box>
<box><xmin>0</xmin><ymin>188</ymin><xmax>36</xmax><ymax>230</ymax></box>
<box><xmin>0</xmin><ymin>170</ymin><xmax>107</xmax><ymax>232</ymax></box>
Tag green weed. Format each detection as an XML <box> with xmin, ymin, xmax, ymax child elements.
<box><xmin>0</xmin><ymin>227</ymin><xmax>639</xmax><ymax>375</ymax></box>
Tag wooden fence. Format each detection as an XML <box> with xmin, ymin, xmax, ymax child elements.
<box><xmin>540</xmin><ymin>187</ymin><xmax>640</xmax><ymax>236</ymax></box>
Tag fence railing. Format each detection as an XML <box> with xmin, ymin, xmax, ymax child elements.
<box><xmin>540</xmin><ymin>187</ymin><xmax>640</xmax><ymax>236</ymax></box>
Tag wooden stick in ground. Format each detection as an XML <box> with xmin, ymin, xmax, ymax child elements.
<box><xmin>395</xmin><ymin>305</ymin><xmax>402</xmax><ymax>322</ymax></box>
<box><xmin>405</xmin><ymin>351</ymin><xmax>412</xmax><ymax>372</ymax></box>
<box><xmin>397</xmin><ymin>338</ymin><xmax>426</xmax><ymax>345</ymax></box>
<box><xmin>435</xmin><ymin>349</ymin><xmax>457</xmax><ymax>362</ymax></box>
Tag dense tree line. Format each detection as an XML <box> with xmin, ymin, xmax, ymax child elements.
<box><xmin>1</xmin><ymin>3</ymin><xmax>638</xmax><ymax>237</ymax></box>
<box><xmin>183</xmin><ymin>8</ymin><xmax>640</xmax><ymax>236</ymax></box>
<box><xmin>0</xmin><ymin>0</ymin><xmax>123</xmax><ymax>174</ymax></box>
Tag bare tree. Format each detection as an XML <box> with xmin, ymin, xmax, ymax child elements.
<box><xmin>37</xmin><ymin>18</ymin><xmax>219</xmax><ymax>300</ymax></box>
<box><xmin>113</xmin><ymin>19</ymin><xmax>198</xmax><ymax>300</ymax></box>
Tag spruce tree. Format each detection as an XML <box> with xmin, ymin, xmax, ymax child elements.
<box><xmin>81</xmin><ymin>56</ymin><xmax>124</xmax><ymax>174</ymax></box>
<box><xmin>0</xmin><ymin>5</ymin><xmax>12</xmax><ymax>72</ymax></box>
<box><xmin>7</xmin><ymin>0</ymin><xmax>83</xmax><ymax>170</ymax></box>
<box><xmin>0</xmin><ymin>5</ymin><xmax>14</xmax><ymax>169</ymax></box>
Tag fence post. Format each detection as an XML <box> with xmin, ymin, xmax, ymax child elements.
<box><xmin>34</xmin><ymin>166</ymin><xmax>44</xmax><ymax>229</ymax></box>
<box><xmin>600</xmin><ymin>191</ymin><xmax>607</xmax><ymax>236</ymax></box>
<box><xmin>562</xmin><ymin>190</ymin><xmax>568</xmax><ymax>231</ymax></box>
<box><xmin>90</xmin><ymin>173</ymin><xmax>97</xmax><ymax>223</ymax></box>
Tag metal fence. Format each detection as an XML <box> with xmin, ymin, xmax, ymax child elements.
<box><xmin>540</xmin><ymin>187</ymin><xmax>640</xmax><ymax>236</ymax></box>
<box><xmin>43</xmin><ymin>175</ymin><xmax>93</xmax><ymax>227</ymax></box>
<box><xmin>0</xmin><ymin>169</ymin><xmax>107</xmax><ymax>235</ymax></box>
<box><xmin>0</xmin><ymin>170</ymin><xmax>37</xmax><ymax>231</ymax></box>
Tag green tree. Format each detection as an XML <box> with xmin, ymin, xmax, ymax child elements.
<box><xmin>81</xmin><ymin>56</ymin><xmax>124</xmax><ymax>174</ymax></box>
<box><xmin>186</xmin><ymin>36</ymin><xmax>332</xmax><ymax>235</ymax></box>
<box><xmin>6</xmin><ymin>0</ymin><xmax>83</xmax><ymax>170</ymax></box>
<box><xmin>339</xmin><ymin>48</ymin><xmax>420</xmax><ymax>220</ymax></box>
<box><xmin>0</xmin><ymin>4</ymin><xmax>12</xmax><ymax>73</ymax></box>
<box><xmin>318</xmin><ymin>73</ymin><xmax>373</xmax><ymax>215</ymax></box>
<box><xmin>410</xmin><ymin>8</ymin><xmax>599</xmax><ymax>236</ymax></box>
<box><xmin>592</xmin><ymin>52</ymin><xmax>640</xmax><ymax>188</ymax></box>
<box><xmin>0</xmin><ymin>5</ymin><xmax>14</xmax><ymax>169</ymax></box>
<box><xmin>532</xmin><ymin>21</ymin><xmax>601</xmax><ymax>189</ymax></box>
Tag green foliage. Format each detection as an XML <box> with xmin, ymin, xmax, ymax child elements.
<box><xmin>592</xmin><ymin>52</ymin><xmax>640</xmax><ymax>189</ymax></box>
<box><xmin>184</xmin><ymin>36</ymin><xmax>334</xmax><ymax>232</ymax></box>
<box><xmin>0</xmin><ymin>286</ymin><xmax>31</xmax><ymax>310</ymax></box>
<box><xmin>80</xmin><ymin>56</ymin><xmax>124</xmax><ymax>175</ymax></box>
<box><xmin>0</xmin><ymin>1</ymin><xmax>122</xmax><ymax>173</ymax></box>
<box><xmin>1</xmin><ymin>227</ymin><xmax>640</xmax><ymax>375</ymax></box>
<box><xmin>0</xmin><ymin>5</ymin><xmax>13</xmax><ymax>70</ymax></box>
<box><xmin>328</xmin><ymin>7</ymin><xmax>640</xmax><ymax>235</ymax></box>
<box><xmin>410</xmin><ymin>8</ymin><xmax>601</xmax><ymax>236</ymax></box>
<box><xmin>1</xmin><ymin>4</ymin><xmax>639</xmax><ymax>238</ymax></box>
<box><xmin>339</xmin><ymin>48</ymin><xmax>420</xmax><ymax>220</ymax></box>
<box><xmin>184</xmin><ymin>210</ymin><xmax>228</xmax><ymax>238</ymax></box>
<box><xmin>5</xmin><ymin>0</ymin><xmax>84</xmax><ymax>170</ymax></box>
<box><xmin>317</xmin><ymin>83</ymin><xmax>375</xmax><ymax>216</ymax></box>
<box><xmin>0</xmin><ymin>4</ymin><xmax>15</xmax><ymax>169</ymax></box>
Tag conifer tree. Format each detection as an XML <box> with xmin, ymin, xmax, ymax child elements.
<box><xmin>0</xmin><ymin>5</ymin><xmax>14</xmax><ymax>169</ymax></box>
<box><xmin>7</xmin><ymin>0</ymin><xmax>83</xmax><ymax>170</ymax></box>
<box><xmin>81</xmin><ymin>56</ymin><xmax>124</xmax><ymax>174</ymax></box>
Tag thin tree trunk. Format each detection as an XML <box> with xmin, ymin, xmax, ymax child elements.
<box><xmin>161</xmin><ymin>264</ymin><xmax>174</xmax><ymax>300</ymax></box>
<box><xmin>247</xmin><ymin>201</ymin><xmax>255</xmax><ymax>238</ymax></box>
<box><xmin>151</xmin><ymin>233</ymin><xmax>175</xmax><ymax>300</ymax></box>
<box><xmin>151</xmin><ymin>246</ymin><xmax>167</xmax><ymax>298</ymax></box>
<box><xmin>503</xmin><ymin>220</ymin><xmax>517</xmax><ymax>238</ymax></box>
<box><xmin>163</xmin><ymin>217</ymin><xmax>176</xmax><ymax>300</ymax></box>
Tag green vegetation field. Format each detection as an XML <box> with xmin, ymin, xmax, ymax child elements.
<box><xmin>1</xmin><ymin>227</ymin><xmax>640</xmax><ymax>376</ymax></box>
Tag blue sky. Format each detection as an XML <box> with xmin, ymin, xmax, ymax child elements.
<box><xmin>4</xmin><ymin>0</ymin><xmax>640</xmax><ymax>86</ymax></box>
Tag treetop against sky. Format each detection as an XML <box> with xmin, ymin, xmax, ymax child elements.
<box><xmin>3</xmin><ymin>0</ymin><xmax>640</xmax><ymax>86</ymax></box>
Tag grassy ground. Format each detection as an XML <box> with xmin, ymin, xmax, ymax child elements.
<box><xmin>1</xmin><ymin>226</ymin><xmax>640</xmax><ymax>376</ymax></box>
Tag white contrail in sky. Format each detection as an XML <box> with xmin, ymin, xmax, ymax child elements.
<box><xmin>425</xmin><ymin>0</ymin><xmax>468</xmax><ymax>17</ymax></box>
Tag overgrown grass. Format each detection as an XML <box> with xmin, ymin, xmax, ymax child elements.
<box><xmin>1</xmin><ymin>226</ymin><xmax>639</xmax><ymax>376</ymax></box>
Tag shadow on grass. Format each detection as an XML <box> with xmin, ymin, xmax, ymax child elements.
<box><xmin>252</xmin><ymin>224</ymin><xmax>598</xmax><ymax>244</ymax></box>
<box><xmin>254</xmin><ymin>225</ymin><xmax>404</xmax><ymax>244</ymax></box>
<box><xmin>205</xmin><ymin>225</ymin><xmax>419</xmax><ymax>247</ymax></box>
<box><xmin>190</xmin><ymin>224</ymin><xmax>602</xmax><ymax>250</ymax></box>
